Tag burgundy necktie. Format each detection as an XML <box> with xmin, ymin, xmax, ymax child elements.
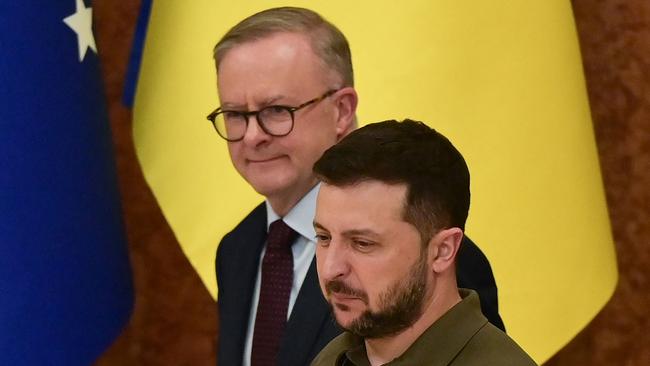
<box><xmin>251</xmin><ymin>219</ymin><xmax>298</xmax><ymax>366</ymax></box>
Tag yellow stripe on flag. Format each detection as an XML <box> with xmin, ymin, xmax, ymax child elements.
<box><xmin>133</xmin><ymin>1</ymin><xmax>617</xmax><ymax>362</ymax></box>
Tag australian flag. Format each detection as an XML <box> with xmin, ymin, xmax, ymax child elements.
<box><xmin>0</xmin><ymin>1</ymin><xmax>133</xmax><ymax>365</ymax></box>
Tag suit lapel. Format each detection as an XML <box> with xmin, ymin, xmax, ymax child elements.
<box><xmin>220</xmin><ymin>204</ymin><xmax>268</xmax><ymax>363</ymax></box>
<box><xmin>277</xmin><ymin>257</ymin><xmax>335</xmax><ymax>365</ymax></box>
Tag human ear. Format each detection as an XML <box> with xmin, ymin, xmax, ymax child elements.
<box><xmin>429</xmin><ymin>227</ymin><xmax>463</xmax><ymax>273</ymax></box>
<box><xmin>333</xmin><ymin>87</ymin><xmax>358</xmax><ymax>139</ymax></box>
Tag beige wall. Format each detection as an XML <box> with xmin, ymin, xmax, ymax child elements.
<box><xmin>94</xmin><ymin>1</ymin><xmax>650</xmax><ymax>364</ymax></box>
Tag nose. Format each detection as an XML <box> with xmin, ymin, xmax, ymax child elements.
<box><xmin>317</xmin><ymin>240</ymin><xmax>350</xmax><ymax>282</ymax></box>
<box><xmin>241</xmin><ymin>115</ymin><xmax>271</xmax><ymax>146</ymax></box>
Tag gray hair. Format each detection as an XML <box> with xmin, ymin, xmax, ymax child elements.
<box><xmin>213</xmin><ymin>7</ymin><xmax>354</xmax><ymax>87</ymax></box>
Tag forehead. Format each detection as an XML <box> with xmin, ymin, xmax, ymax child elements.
<box><xmin>216</xmin><ymin>32</ymin><xmax>329</xmax><ymax>100</ymax></box>
<box><xmin>316</xmin><ymin>181</ymin><xmax>408</xmax><ymax>227</ymax></box>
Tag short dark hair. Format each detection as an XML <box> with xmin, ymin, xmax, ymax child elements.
<box><xmin>313</xmin><ymin>119</ymin><xmax>470</xmax><ymax>242</ymax></box>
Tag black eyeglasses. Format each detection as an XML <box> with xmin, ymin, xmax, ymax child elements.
<box><xmin>206</xmin><ymin>89</ymin><xmax>339</xmax><ymax>142</ymax></box>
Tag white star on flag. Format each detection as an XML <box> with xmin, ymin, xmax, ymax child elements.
<box><xmin>63</xmin><ymin>0</ymin><xmax>97</xmax><ymax>62</ymax></box>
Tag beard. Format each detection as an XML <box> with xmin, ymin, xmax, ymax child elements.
<box><xmin>325</xmin><ymin>253</ymin><xmax>428</xmax><ymax>339</ymax></box>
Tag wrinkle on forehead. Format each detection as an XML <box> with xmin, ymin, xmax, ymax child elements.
<box><xmin>216</xmin><ymin>33</ymin><xmax>339</xmax><ymax>107</ymax></box>
<box><xmin>219</xmin><ymin>94</ymin><xmax>289</xmax><ymax>110</ymax></box>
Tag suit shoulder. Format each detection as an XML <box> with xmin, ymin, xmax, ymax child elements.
<box><xmin>458</xmin><ymin>235</ymin><xmax>492</xmax><ymax>274</ymax></box>
<box><xmin>219</xmin><ymin>203</ymin><xmax>266</xmax><ymax>247</ymax></box>
<box><xmin>216</xmin><ymin>202</ymin><xmax>266</xmax><ymax>281</ymax></box>
<box><xmin>452</xmin><ymin>323</ymin><xmax>537</xmax><ymax>366</ymax></box>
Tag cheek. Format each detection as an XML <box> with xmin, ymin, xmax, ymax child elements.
<box><xmin>278</xmin><ymin>139</ymin><xmax>321</xmax><ymax>171</ymax></box>
<box><xmin>356</xmin><ymin>264</ymin><xmax>387</xmax><ymax>292</ymax></box>
<box><xmin>291</xmin><ymin>116</ymin><xmax>338</xmax><ymax>150</ymax></box>
<box><xmin>362</xmin><ymin>263</ymin><xmax>412</xmax><ymax>305</ymax></box>
<box><xmin>365</xmin><ymin>279</ymin><xmax>390</xmax><ymax>305</ymax></box>
<box><xmin>227</xmin><ymin>144</ymin><xmax>243</xmax><ymax>164</ymax></box>
<box><xmin>293</xmin><ymin>135</ymin><xmax>337</xmax><ymax>168</ymax></box>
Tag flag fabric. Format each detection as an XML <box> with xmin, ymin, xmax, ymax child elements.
<box><xmin>130</xmin><ymin>1</ymin><xmax>617</xmax><ymax>362</ymax></box>
<box><xmin>0</xmin><ymin>1</ymin><xmax>133</xmax><ymax>365</ymax></box>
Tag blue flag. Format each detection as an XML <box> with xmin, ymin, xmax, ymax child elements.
<box><xmin>0</xmin><ymin>1</ymin><xmax>133</xmax><ymax>365</ymax></box>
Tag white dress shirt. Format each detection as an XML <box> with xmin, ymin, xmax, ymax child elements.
<box><xmin>242</xmin><ymin>184</ymin><xmax>320</xmax><ymax>366</ymax></box>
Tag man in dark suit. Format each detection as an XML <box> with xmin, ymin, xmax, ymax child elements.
<box><xmin>208</xmin><ymin>7</ymin><xmax>503</xmax><ymax>366</ymax></box>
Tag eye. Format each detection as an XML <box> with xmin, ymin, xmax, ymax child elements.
<box><xmin>314</xmin><ymin>233</ymin><xmax>331</xmax><ymax>246</ymax></box>
<box><xmin>268</xmin><ymin>106</ymin><xmax>286</xmax><ymax>113</ymax></box>
<box><xmin>352</xmin><ymin>239</ymin><xmax>375</xmax><ymax>252</ymax></box>
<box><xmin>221</xmin><ymin>110</ymin><xmax>246</xmax><ymax>122</ymax></box>
<box><xmin>261</xmin><ymin>105</ymin><xmax>291</xmax><ymax>122</ymax></box>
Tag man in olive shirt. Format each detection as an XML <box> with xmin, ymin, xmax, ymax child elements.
<box><xmin>211</xmin><ymin>7</ymin><xmax>505</xmax><ymax>366</ymax></box>
<box><xmin>311</xmin><ymin>120</ymin><xmax>536</xmax><ymax>366</ymax></box>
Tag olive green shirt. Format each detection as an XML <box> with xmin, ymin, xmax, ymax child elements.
<box><xmin>311</xmin><ymin>289</ymin><xmax>537</xmax><ymax>366</ymax></box>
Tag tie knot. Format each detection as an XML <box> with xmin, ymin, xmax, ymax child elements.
<box><xmin>267</xmin><ymin>219</ymin><xmax>297</xmax><ymax>250</ymax></box>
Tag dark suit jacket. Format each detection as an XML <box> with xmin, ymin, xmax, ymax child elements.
<box><xmin>216</xmin><ymin>203</ymin><xmax>504</xmax><ymax>366</ymax></box>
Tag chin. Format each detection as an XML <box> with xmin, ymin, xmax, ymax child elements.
<box><xmin>334</xmin><ymin>318</ymin><xmax>356</xmax><ymax>331</ymax></box>
<box><xmin>248</xmin><ymin>176</ymin><xmax>295</xmax><ymax>196</ymax></box>
<box><xmin>333</xmin><ymin>310</ymin><xmax>362</xmax><ymax>329</ymax></box>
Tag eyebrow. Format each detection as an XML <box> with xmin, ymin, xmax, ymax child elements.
<box><xmin>341</xmin><ymin>229</ymin><xmax>380</xmax><ymax>238</ymax></box>
<box><xmin>313</xmin><ymin>221</ymin><xmax>327</xmax><ymax>231</ymax></box>
<box><xmin>313</xmin><ymin>221</ymin><xmax>380</xmax><ymax>238</ymax></box>
<box><xmin>220</xmin><ymin>94</ymin><xmax>288</xmax><ymax>110</ymax></box>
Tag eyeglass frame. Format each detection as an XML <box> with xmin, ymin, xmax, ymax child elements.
<box><xmin>206</xmin><ymin>89</ymin><xmax>340</xmax><ymax>142</ymax></box>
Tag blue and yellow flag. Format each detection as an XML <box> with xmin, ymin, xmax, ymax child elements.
<box><xmin>131</xmin><ymin>1</ymin><xmax>617</xmax><ymax>362</ymax></box>
<box><xmin>0</xmin><ymin>1</ymin><xmax>133</xmax><ymax>364</ymax></box>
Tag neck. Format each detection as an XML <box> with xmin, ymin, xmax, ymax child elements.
<box><xmin>364</xmin><ymin>281</ymin><xmax>461</xmax><ymax>366</ymax></box>
<box><xmin>266</xmin><ymin>181</ymin><xmax>318</xmax><ymax>217</ymax></box>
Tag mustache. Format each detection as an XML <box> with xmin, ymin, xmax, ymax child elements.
<box><xmin>325</xmin><ymin>280</ymin><xmax>369</xmax><ymax>303</ymax></box>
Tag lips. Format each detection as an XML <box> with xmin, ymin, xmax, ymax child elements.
<box><xmin>329</xmin><ymin>292</ymin><xmax>364</xmax><ymax>302</ymax></box>
<box><xmin>326</xmin><ymin>280</ymin><xmax>369</xmax><ymax>304</ymax></box>
<box><xmin>246</xmin><ymin>155</ymin><xmax>285</xmax><ymax>163</ymax></box>
<box><xmin>328</xmin><ymin>293</ymin><xmax>365</xmax><ymax>313</ymax></box>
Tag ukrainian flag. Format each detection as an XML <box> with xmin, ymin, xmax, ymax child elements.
<box><xmin>130</xmin><ymin>1</ymin><xmax>617</xmax><ymax>362</ymax></box>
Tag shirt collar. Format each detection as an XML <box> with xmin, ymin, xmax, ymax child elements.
<box><xmin>265</xmin><ymin>183</ymin><xmax>320</xmax><ymax>241</ymax></box>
